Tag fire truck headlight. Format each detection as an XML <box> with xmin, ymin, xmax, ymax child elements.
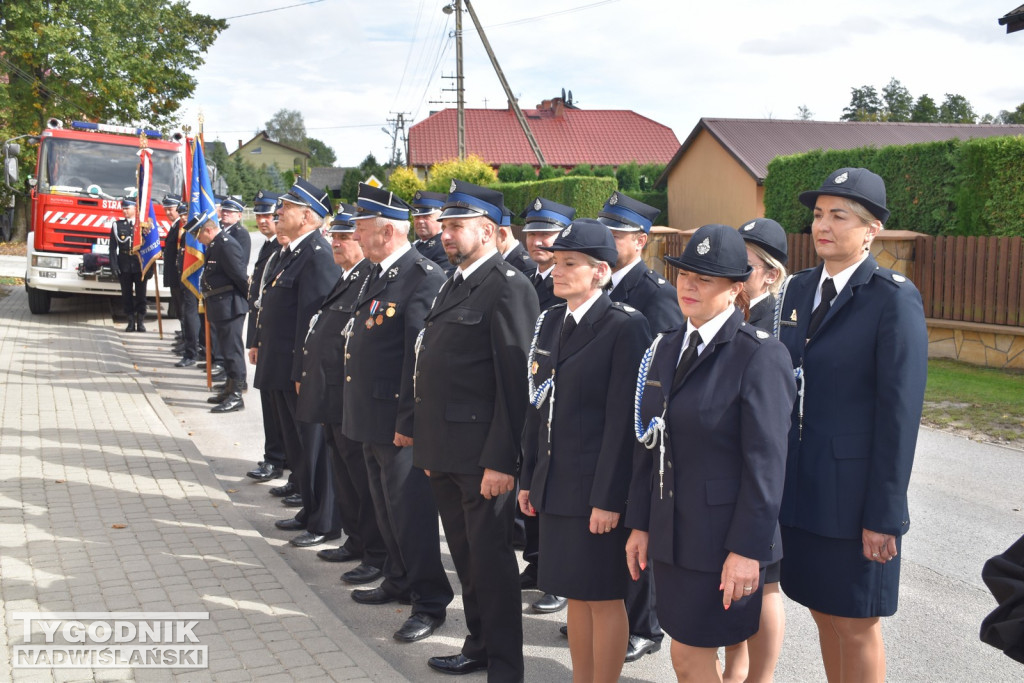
<box><xmin>32</xmin><ymin>255</ymin><xmax>63</xmax><ymax>269</ymax></box>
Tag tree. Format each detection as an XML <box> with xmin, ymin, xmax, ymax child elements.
<box><xmin>338</xmin><ymin>154</ymin><xmax>388</xmax><ymax>202</ymax></box>
<box><xmin>616</xmin><ymin>162</ymin><xmax>641</xmax><ymax>192</ymax></box>
<box><xmin>939</xmin><ymin>94</ymin><xmax>977</xmax><ymax>123</ymax></box>
<box><xmin>997</xmin><ymin>102</ymin><xmax>1024</xmax><ymax>124</ymax></box>
<box><xmin>841</xmin><ymin>86</ymin><xmax>883</xmax><ymax>121</ymax></box>
<box><xmin>264</xmin><ymin>109</ymin><xmax>308</xmax><ymax>151</ymax></box>
<box><xmin>882</xmin><ymin>78</ymin><xmax>914</xmax><ymax>122</ymax></box>
<box><xmin>387</xmin><ymin>166</ymin><xmax>426</xmax><ymax>201</ymax></box>
<box><xmin>306</xmin><ymin>137</ymin><xmax>336</xmax><ymax>166</ymax></box>
<box><xmin>796</xmin><ymin>105</ymin><xmax>814</xmax><ymax>120</ymax></box>
<box><xmin>0</xmin><ymin>1</ymin><xmax>225</xmax><ymax>134</ymax></box>
<box><xmin>911</xmin><ymin>94</ymin><xmax>940</xmax><ymax>122</ymax></box>
<box><xmin>637</xmin><ymin>163</ymin><xmax>666</xmax><ymax>192</ymax></box>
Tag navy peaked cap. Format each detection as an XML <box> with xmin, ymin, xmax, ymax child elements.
<box><xmin>666</xmin><ymin>224</ymin><xmax>752</xmax><ymax>282</ymax></box>
<box><xmin>598</xmin><ymin>191</ymin><xmax>659</xmax><ymax>233</ymax></box>
<box><xmin>798</xmin><ymin>167</ymin><xmax>889</xmax><ymax>223</ymax></box>
<box><xmin>541</xmin><ymin>218</ymin><xmax>617</xmax><ymax>266</ymax></box>
<box><xmin>521</xmin><ymin>197</ymin><xmax>575</xmax><ymax>231</ymax></box>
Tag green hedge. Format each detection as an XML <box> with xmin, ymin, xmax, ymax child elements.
<box><xmin>763</xmin><ymin>136</ymin><xmax>1024</xmax><ymax>236</ymax></box>
<box><xmin>494</xmin><ymin>176</ymin><xmax>618</xmax><ymax>222</ymax></box>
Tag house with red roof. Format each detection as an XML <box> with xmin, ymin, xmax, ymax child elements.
<box><xmin>407</xmin><ymin>95</ymin><xmax>680</xmax><ymax>177</ymax></box>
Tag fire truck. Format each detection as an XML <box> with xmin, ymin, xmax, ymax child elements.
<box><xmin>20</xmin><ymin>119</ymin><xmax>184</xmax><ymax>314</ymax></box>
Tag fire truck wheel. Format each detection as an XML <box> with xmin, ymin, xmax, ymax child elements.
<box><xmin>26</xmin><ymin>286</ymin><xmax>51</xmax><ymax>314</ymax></box>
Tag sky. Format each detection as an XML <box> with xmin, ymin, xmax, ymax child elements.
<box><xmin>178</xmin><ymin>0</ymin><xmax>1024</xmax><ymax>168</ymax></box>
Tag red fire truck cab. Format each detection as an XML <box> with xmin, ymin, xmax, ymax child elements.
<box><xmin>23</xmin><ymin>119</ymin><xmax>184</xmax><ymax>314</ymax></box>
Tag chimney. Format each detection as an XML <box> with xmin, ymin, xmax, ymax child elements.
<box><xmin>238</xmin><ymin>139</ymin><xmax>243</xmax><ymax>150</ymax></box>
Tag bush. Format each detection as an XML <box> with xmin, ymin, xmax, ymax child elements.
<box><xmin>386</xmin><ymin>166</ymin><xmax>426</xmax><ymax>202</ymax></box>
<box><xmin>567</xmin><ymin>164</ymin><xmax>594</xmax><ymax>177</ymax></box>
<box><xmin>494</xmin><ymin>176</ymin><xmax>618</xmax><ymax>222</ymax></box>
<box><xmin>425</xmin><ymin>155</ymin><xmax>498</xmax><ymax>193</ymax></box>
<box><xmin>537</xmin><ymin>165</ymin><xmax>565</xmax><ymax>180</ymax></box>
<box><xmin>497</xmin><ymin>164</ymin><xmax>536</xmax><ymax>183</ymax></box>
<box><xmin>616</xmin><ymin>162</ymin><xmax>641</xmax><ymax>191</ymax></box>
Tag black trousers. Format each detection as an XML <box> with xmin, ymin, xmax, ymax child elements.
<box><xmin>259</xmin><ymin>389</ymin><xmax>287</xmax><ymax>470</ymax></box>
<box><xmin>293</xmin><ymin>420</ymin><xmax>340</xmax><ymax>536</ymax></box>
<box><xmin>209</xmin><ymin>314</ymin><xmax>245</xmax><ymax>381</ymax></box>
<box><xmin>268</xmin><ymin>389</ymin><xmax>304</xmax><ymax>510</ymax></box>
<box><xmin>431</xmin><ymin>472</ymin><xmax>524</xmax><ymax>682</ymax></box>
<box><xmin>325</xmin><ymin>424</ymin><xmax>386</xmax><ymax>567</ymax></box>
<box><xmin>362</xmin><ymin>441</ymin><xmax>453</xmax><ymax>619</ymax></box>
<box><xmin>117</xmin><ymin>270</ymin><xmax>147</xmax><ymax>316</ymax></box>
<box><xmin>179</xmin><ymin>289</ymin><xmax>200</xmax><ymax>359</ymax></box>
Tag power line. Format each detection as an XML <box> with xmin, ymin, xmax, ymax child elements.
<box><xmin>223</xmin><ymin>0</ymin><xmax>331</xmax><ymax>21</ymax></box>
<box><xmin>462</xmin><ymin>0</ymin><xmax>621</xmax><ymax>32</ymax></box>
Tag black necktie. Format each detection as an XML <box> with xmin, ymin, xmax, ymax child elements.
<box><xmin>271</xmin><ymin>247</ymin><xmax>291</xmax><ymax>277</ymax></box>
<box><xmin>672</xmin><ymin>331</ymin><xmax>702</xmax><ymax>391</ymax></box>
<box><xmin>368</xmin><ymin>263</ymin><xmax>382</xmax><ymax>285</ymax></box>
<box><xmin>452</xmin><ymin>272</ymin><xmax>464</xmax><ymax>289</ymax></box>
<box><xmin>806</xmin><ymin>277</ymin><xmax>837</xmax><ymax>340</ymax></box>
<box><xmin>559</xmin><ymin>314</ymin><xmax>577</xmax><ymax>350</ymax></box>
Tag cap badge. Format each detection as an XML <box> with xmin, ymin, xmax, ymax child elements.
<box><xmin>257</xmin><ymin>190</ymin><xmax>264</xmax><ymax>199</ymax></box>
<box><xmin>696</xmin><ymin>237</ymin><xmax>711</xmax><ymax>255</ymax></box>
<box><xmin>742</xmin><ymin>222</ymin><xmax>755</xmax><ymax>231</ymax></box>
<box><xmin>756</xmin><ymin>330</ymin><xmax>770</xmax><ymax>339</ymax></box>
<box><xmin>609</xmin><ymin>194</ymin><xmax>619</xmax><ymax>206</ymax></box>
<box><xmin>561</xmin><ymin>225</ymin><xmax>572</xmax><ymax>237</ymax></box>
<box><xmin>533</xmin><ymin>198</ymin><xmax>542</xmax><ymax>211</ymax></box>
<box><xmin>414</xmin><ymin>191</ymin><xmax>423</xmax><ymax>200</ymax></box>
<box><xmin>450</xmin><ymin>180</ymin><xmax>457</xmax><ymax>193</ymax></box>
<box><xmin>834</xmin><ymin>171</ymin><xmax>849</xmax><ymax>185</ymax></box>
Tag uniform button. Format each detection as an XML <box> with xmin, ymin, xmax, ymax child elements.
<box><xmin>470</xmin><ymin>414</ymin><xmax>477</xmax><ymax>420</ymax></box>
<box><xmin>667</xmin><ymin>460</ymin><xmax>672</xmax><ymax>468</ymax></box>
<box><xmin>301</xmin><ymin>371</ymin><xmax>306</xmax><ymax>377</ymax></box>
<box><xmin>669</xmin><ymin>490</ymin><xmax>674</xmax><ymax>497</ymax></box>
<box><xmin>346</xmin><ymin>376</ymin><xmax>351</xmax><ymax>382</ymax></box>
<box><xmin>415</xmin><ymin>397</ymin><xmax>421</xmax><ymax>403</ymax></box>
<box><xmin>303</xmin><ymin>349</ymin><xmax>307</xmax><ymax>355</ymax></box>
<box><xmin>427</xmin><ymin>321</ymin><xmax>433</xmax><ymax>327</ymax></box>
<box><xmin>394</xmin><ymin>393</ymin><xmax>399</xmax><ymax>398</ymax></box>
<box><xmin>345</xmin><ymin>354</ymin><xmax>351</xmax><ymax>360</ymax></box>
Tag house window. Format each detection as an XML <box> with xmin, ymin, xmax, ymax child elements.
<box><xmin>250</xmin><ymin>147</ymin><xmax>262</xmax><ymax>154</ymax></box>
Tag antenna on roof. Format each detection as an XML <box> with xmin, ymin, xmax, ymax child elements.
<box><xmin>567</xmin><ymin>90</ymin><xmax>574</xmax><ymax>107</ymax></box>
<box><xmin>561</xmin><ymin>88</ymin><xmax>566</xmax><ymax>101</ymax></box>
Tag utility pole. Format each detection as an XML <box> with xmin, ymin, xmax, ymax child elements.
<box><xmin>384</xmin><ymin>112</ymin><xmax>411</xmax><ymax>168</ymax></box>
<box><xmin>455</xmin><ymin>0</ymin><xmax>465</xmax><ymax>159</ymax></box>
<box><xmin>463</xmin><ymin>0</ymin><xmax>546</xmax><ymax>167</ymax></box>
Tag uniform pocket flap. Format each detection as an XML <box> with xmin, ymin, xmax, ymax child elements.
<box><xmin>451</xmin><ymin>307</ymin><xmax>484</xmax><ymax>325</ymax></box>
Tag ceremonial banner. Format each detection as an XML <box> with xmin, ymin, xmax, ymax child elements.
<box><xmin>181</xmin><ymin>138</ymin><xmax>215</xmax><ymax>298</ymax></box>
<box><xmin>137</xmin><ymin>200</ymin><xmax>162</xmax><ymax>276</ymax></box>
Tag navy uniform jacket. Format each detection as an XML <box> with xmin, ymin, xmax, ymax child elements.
<box><xmin>413</xmin><ymin>253</ymin><xmax>539</xmax><ymax>476</ymax></box>
<box><xmin>776</xmin><ymin>256</ymin><xmax>928</xmax><ymax>540</ymax></box>
<box><xmin>200</xmin><ymin>231</ymin><xmax>249</xmax><ymax>323</ymax></box>
<box><xmin>503</xmin><ymin>242</ymin><xmax>536</xmax><ymax>275</ymax></box>
<box><xmin>342</xmin><ymin>248</ymin><xmax>446</xmax><ymax>444</ymax></box>
<box><xmin>295</xmin><ymin>259</ymin><xmax>369</xmax><ymax>425</ymax></box>
<box><xmin>528</xmin><ymin>270</ymin><xmax>564</xmax><ymax>311</ymax></box>
<box><xmin>626</xmin><ymin>309</ymin><xmax>795</xmax><ymax>573</ymax></box>
<box><xmin>746</xmin><ymin>293</ymin><xmax>777</xmax><ymax>331</ymax></box>
<box><xmin>223</xmin><ymin>221</ymin><xmax>251</xmax><ymax>266</ymax></box>
<box><xmin>610</xmin><ymin>262</ymin><xmax>683</xmax><ymax>334</ymax></box>
<box><xmin>109</xmin><ymin>219</ymin><xmax>141</xmax><ymax>275</ymax></box>
<box><xmin>253</xmin><ymin>232</ymin><xmax>340</xmax><ymax>392</ymax></box>
<box><xmin>246</xmin><ymin>238</ymin><xmax>282</xmax><ymax>348</ymax></box>
<box><xmin>163</xmin><ymin>217</ymin><xmax>182</xmax><ymax>287</ymax></box>
<box><xmin>414</xmin><ymin>235</ymin><xmax>454</xmax><ymax>274</ymax></box>
<box><xmin>522</xmin><ymin>296</ymin><xmax>651</xmax><ymax>517</ymax></box>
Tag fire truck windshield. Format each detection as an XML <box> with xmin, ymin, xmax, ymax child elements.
<box><xmin>38</xmin><ymin>138</ymin><xmax>183</xmax><ymax>201</ymax></box>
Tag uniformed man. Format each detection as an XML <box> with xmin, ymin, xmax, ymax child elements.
<box><xmin>596</xmin><ymin>190</ymin><xmax>680</xmax><ymax>662</ymax></box>
<box><xmin>600</xmin><ymin>191</ymin><xmax>683</xmax><ymax>336</ymax></box>
<box><xmin>245</xmin><ymin>191</ymin><xmax>289</xmax><ymax>483</ymax></box>
<box><xmin>162</xmin><ymin>194</ymin><xmax>184</xmax><ymax>324</ymax></box>
<box><xmin>522</xmin><ymin>197</ymin><xmax>575</xmax><ymax>312</ymax></box>
<box><xmin>220</xmin><ymin>196</ymin><xmax>252</xmax><ymax>260</ymax></box>
<box><xmin>410</xmin><ymin>190</ymin><xmax>454</xmax><ymax>274</ymax></box>
<box><xmin>415</xmin><ymin>181</ymin><xmax>539</xmax><ymax>679</ymax></box>
<box><xmin>496</xmin><ymin>204</ymin><xmax>536</xmax><ymax>274</ymax></box>
<box><xmin>304</xmin><ymin>205</ymin><xmax>388</xmax><ymax>583</ymax></box>
<box><xmin>518</xmin><ymin>196</ymin><xmax>575</xmax><ymax>615</ymax></box>
<box><xmin>343</xmin><ymin>182</ymin><xmax>453</xmax><ymax>644</ymax></box>
<box><xmin>253</xmin><ymin>179</ymin><xmax>340</xmax><ymax>544</ymax></box>
<box><xmin>197</xmin><ymin>217</ymin><xmax>249</xmax><ymax>413</ymax></box>
<box><xmin>109</xmin><ymin>196</ymin><xmax>148</xmax><ymax>332</ymax></box>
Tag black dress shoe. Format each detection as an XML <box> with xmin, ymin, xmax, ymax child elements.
<box><xmin>210</xmin><ymin>369</ymin><xmax>227</xmax><ymax>383</ymax></box>
<box><xmin>247</xmin><ymin>462</ymin><xmax>283</xmax><ymax>481</ymax></box>
<box><xmin>317</xmin><ymin>546</ymin><xmax>360</xmax><ymax>562</ymax></box>
<box><xmin>351</xmin><ymin>587</ymin><xmax>398</xmax><ymax>605</ymax></box>
<box><xmin>519</xmin><ymin>570</ymin><xmax>538</xmax><ymax>590</ymax></box>
<box><xmin>174</xmin><ymin>356</ymin><xmax>196</xmax><ymax>368</ymax></box>
<box><xmin>269</xmin><ymin>481</ymin><xmax>295</xmax><ymax>497</ymax></box>
<box><xmin>282</xmin><ymin>493</ymin><xmax>303</xmax><ymax>507</ymax></box>
<box><xmin>531</xmin><ymin>593</ymin><xmax>567</xmax><ymax>614</ymax></box>
<box><xmin>274</xmin><ymin>518</ymin><xmax>304</xmax><ymax>531</ymax></box>
<box><xmin>342</xmin><ymin>563</ymin><xmax>383</xmax><ymax>584</ymax></box>
<box><xmin>210</xmin><ymin>393</ymin><xmax>243</xmax><ymax>413</ymax></box>
<box><xmin>290</xmin><ymin>531</ymin><xmax>340</xmax><ymax>548</ymax></box>
<box><xmin>427</xmin><ymin>653</ymin><xmax>489</xmax><ymax>675</ymax></box>
<box><xmin>624</xmin><ymin>635</ymin><xmax>661</xmax><ymax>663</ymax></box>
<box><xmin>394</xmin><ymin>613</ymin><xmax>444</xmax><ymax>643</ymax></box>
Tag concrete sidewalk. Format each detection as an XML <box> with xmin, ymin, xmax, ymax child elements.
<box><xmin>0</xmin><ymin>287</ymin><xmax>401</xmax><ymax>681</ymax></box>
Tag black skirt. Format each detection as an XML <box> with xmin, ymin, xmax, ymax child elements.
<box><xmin>537</xmin><ymin>512</ymin><xmax>629</xmax><ymax>601</ymax></box>
<box><xmin>780</xmin><ymin>525</ymin><xmax>902</xmax><ymax>618</ymax></box>
<box><xmin>653</xmin><ymin>560</ymin><xmax>766</xmax><ymax>648</ymax></box>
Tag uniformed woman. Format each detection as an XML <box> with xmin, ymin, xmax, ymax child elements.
<box><xmin>775</xmin><ymin>168</ymin><xmax>928</xmax><ymax>683</ymax></box>
<box><xmin>519</xmin><ymin>218</ymin><xmax>651</xmax><ymax>683</ymax></box>
<box><xmin>625</xmin><ymin>223</ymin><xmax>795</xmax><ymax>682</ymax></box>
<box><xmin>722</xmin><ymin>216</ymin><xmax>790</xmax><ymax>683</ymax></box>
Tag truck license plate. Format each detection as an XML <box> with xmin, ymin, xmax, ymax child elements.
<box><xmin>39</xmin><ymin>271</ymin><xmax>57</xmax><ymax>278</ymax></box>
